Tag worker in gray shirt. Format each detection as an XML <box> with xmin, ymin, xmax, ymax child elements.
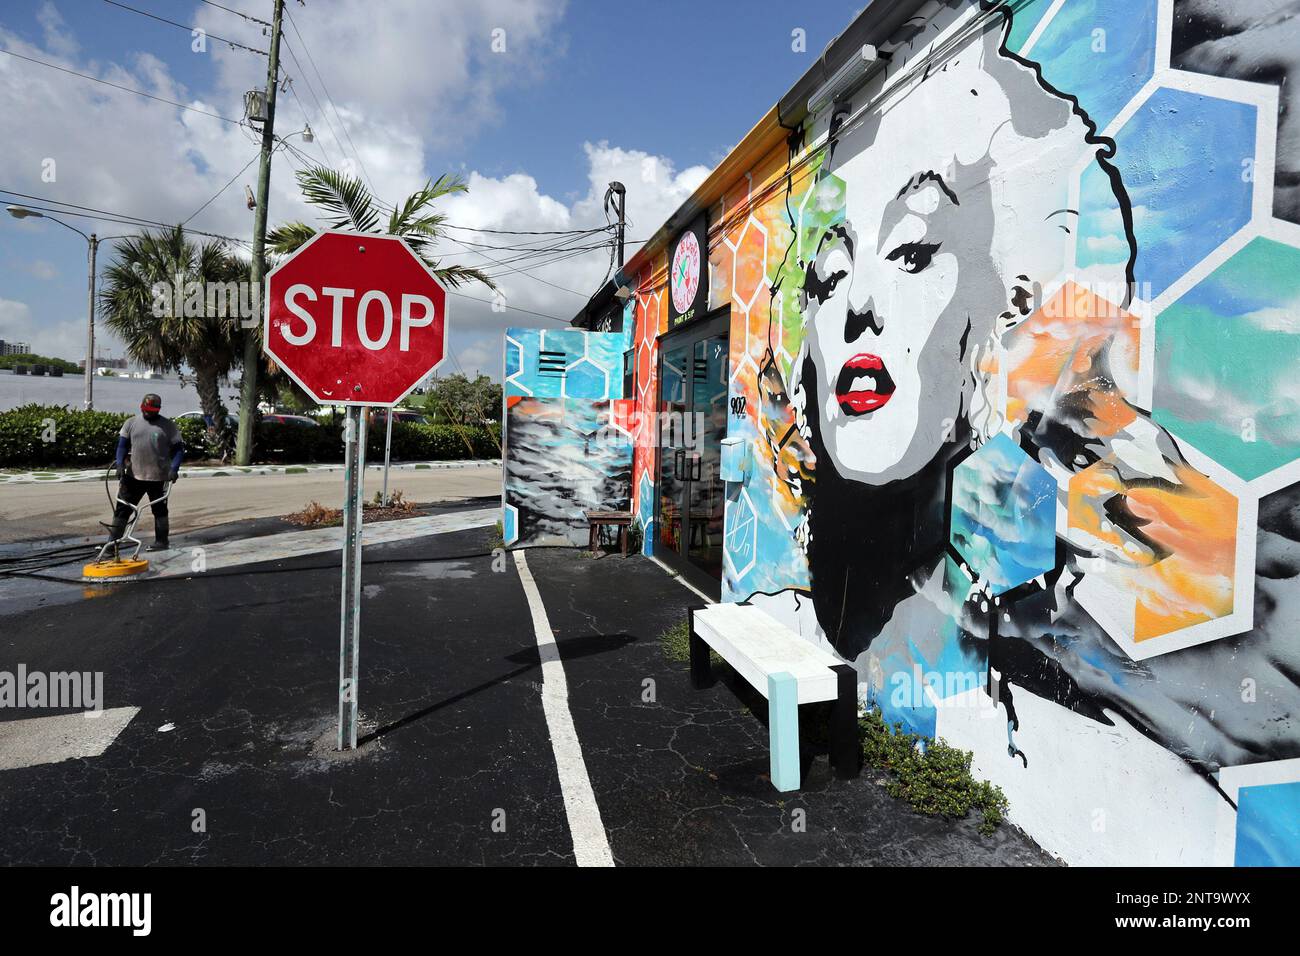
<box><xmin>109</xmin><ymin>392</ymin><xmax>183</xmax><ymax>551</ymax></box>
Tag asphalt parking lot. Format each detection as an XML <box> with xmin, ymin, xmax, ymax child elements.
<box><xmin>0</xmin><ymin>504</ymin><xmax>1054</xmax><ymax>866</ymax></box>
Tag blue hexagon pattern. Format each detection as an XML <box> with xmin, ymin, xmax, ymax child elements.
<box><xmin>950</xmin><ymin>433</ymin><xmax>1057</xmax><ymax>595</ymax></box>
<box><xmin>1078</xmin><ymin>86</ymin><xmax>1256</xmax><ymax>299</ymax></box>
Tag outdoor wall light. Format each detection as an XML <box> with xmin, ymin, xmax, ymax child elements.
<box><xmin>808</xmin><ymin>44</ymin><xmax>880</xmax><ymax>116</ymax></box>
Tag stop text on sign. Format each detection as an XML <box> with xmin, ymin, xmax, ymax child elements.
<box><xmin>281</xmin><ymin>285</ymin><xmax>437</xmax><ymax>352</ymax></box>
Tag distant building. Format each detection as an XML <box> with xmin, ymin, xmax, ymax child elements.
<box><xmin>77</xmin><ymin>356</ymin><xmax>129</xmax><ymax>370</ymax></box>
<box><xmin>0</xmin><ymin>340</ymin><xmax>32</xmax><ymax>355</ymax></box>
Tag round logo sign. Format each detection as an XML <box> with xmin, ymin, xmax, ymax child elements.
<box><xmin>670</xmin><ymin>230</ymin><xmax>701</xmax><ymax>316</ymax></box>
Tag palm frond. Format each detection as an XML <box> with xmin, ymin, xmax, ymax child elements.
<box><xmin>267</xmin><ymin>222</ymin><xmax>318</xmax><ymax>256</ymax></box>
<box><xmin>275</xmin><ymin>166</ymin><xmax>494</xmax><ymax>296</ymax></box>
<box><xmin>295</xmin><ymin>165</ymin><xmax>380</xmax><ymax>233</ymax></box>
<box><xmin>387</xmin><ymin>174</ymin><xmax>465</xmax><ymax>234</ymax></box>
<box><xmin>425</xmin><ymin>261</ymin><xmax>497</xmax><ymax>292</ymax></box>
<box><xmin>395</xmin><ymin>214</ymin><xmax>448</xmax><ymax>243</ymax></box>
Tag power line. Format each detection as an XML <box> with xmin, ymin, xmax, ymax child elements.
<box><xmin>99</xmin><ymin>0</ymin><xmax>268</xmax><ymax>56</ymax></box>
<box><xmin>441</xmin><ymin>222</ymin><xmax>614</xmax><ymax>237</ymax></box>
<box><xmin>0</xmin><ymin>48</ymin><xmax>244</xmax><ymax>124</ymax></box>
<box><xmin>478</xmin><ymin>240</ymin><xmax>615</xmax><ymax>272</ymax></box>
<box><xmin>5</xmin><ymin>200</ymin><xmax>250</xmax><ymax>247</ymax></box>
<box><xmin>442</xmin><ymin>232</ymin><xmax>603</xmax><ymax>298</ymax></box>
<box><xmin>197</xmin><ymin>0</ymin><xmax>271</xmax><ymax>27</ymax></box>
<box><xmin>275</xmin><ymin>137</ymin><xmax>318</xmax><ymax>186</ymax></box>
<box><xmin>283</xmin><ymin>7</ymin><xmax>376</xmax><ymax>192</ymax></box>
<box><xmin>0</xmin><ymin>188</ymin><xmax>250</xmax><ymax>245</ymax></box>
<box><xmin>445</xmin><ymin>289</ymin><xmax>568</xmax><ymax>324</ymax></box>
<box><xmin>481</xmin><ymin>243</ymin><xmax>612</xmax><ymax>281</ymax></box>
<box><xmin>279</xmin><ymin>39</ymin><xmax>344</xmax><ymax>168</ymax></box>
<box><xmin>271</xmin><ymin>143</ymin><xmax>616</xmax><ymax>264</ymax></box>
<box><xmin>441</xmin><ymin>233</ymin><xmax>613</xmax><ymax>261</ymax></box>
<box><xmin>2</xmin><ymin>189</ymin><xmax>179</xmax><ymax>228</ymax></box>
<box><xmin>181</xmin><ymin>148</ymin><xmax>267</xmax><ymax>227</ymax></box>
<box><xmin>281</xmin><ymin>78</ymin><xmax>336</xmax><ymax>168</ymax></box>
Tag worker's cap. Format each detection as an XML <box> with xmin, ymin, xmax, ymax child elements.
<box><xmin>140</xmin><ymin>393</ymin><xmax>163</xmax><ymax>412</ymax></box>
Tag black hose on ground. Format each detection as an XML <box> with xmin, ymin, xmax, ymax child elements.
<box><xmin>1</xmin><ymin>543</ymin><xmax>589</xmax><ymax>586</ymax></box>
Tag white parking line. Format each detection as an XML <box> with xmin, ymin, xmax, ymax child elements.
<box><xmin>145</xmin><ymin>508</ymin><xmax>498</xmax><ymax>576</ymax></box>
<box><xmin>0</xmin><ymin>707</ymin><xmax>139</xmax><ymax>770</ymax></box>
<box><xmin>648</xmin><ymin>554</ymin><xmax>716</xmax><ymax>604</ymax></box>
<box><xmin>512</xmin><ymin>550</ymin><xmax>614</xmax><ymax>868</ymax></box>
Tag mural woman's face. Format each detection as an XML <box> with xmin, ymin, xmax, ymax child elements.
<box><xmin>803</xmin><ymin>60</ymin><xmax>1009</xmax><ymax>486</ymax></box>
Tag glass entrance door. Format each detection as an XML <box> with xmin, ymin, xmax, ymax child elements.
<box><xmin>655</xmin><ymin>312</ymin><xmax>728</xmax><ymax>596</ymax></box>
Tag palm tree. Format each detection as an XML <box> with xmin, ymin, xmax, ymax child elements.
<box><xmin>268</xmin><ymin>165</ymin><xmax>496</xmax><ymax>290</ymax></box>
<box><xmin>100</xmin><ymin>226</ymin><xmax>247</xmax><ymax>455</ymax></box>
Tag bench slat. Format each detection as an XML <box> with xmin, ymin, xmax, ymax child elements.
<box><xmin>693</xmin><ymin>604</ymin><xmax>839</xmax><ymax>704</ymax></box>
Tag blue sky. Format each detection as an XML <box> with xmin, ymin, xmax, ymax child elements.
<box><xmin>0</xmin><ymin>0</ymin><xmax>864</xmax><ymax>377</ymax></box>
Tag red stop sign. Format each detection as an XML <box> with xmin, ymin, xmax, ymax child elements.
<box><xmin>264</xmin><ymin>230</ymin><xmax>448</xmax><ymax>406</ymax></box>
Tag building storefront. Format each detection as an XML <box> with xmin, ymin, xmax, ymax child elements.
<box><xmin>504</xmin><ymin>0</ymin><xmax>1300</xmax><ymax>867</ymax></box>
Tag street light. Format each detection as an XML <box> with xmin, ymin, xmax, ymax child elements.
<box><xmin>6</xmin><ymin>205</ymin><xmax>126</xmax><ymax>410</ymax></box>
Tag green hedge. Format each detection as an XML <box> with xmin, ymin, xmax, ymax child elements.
<box><xmin>0</xmin><ymin>404</ymin><xmax>500</xmax><ymax>468</ymax></box>
<box><xmin>256</xmin><ymin>419</ymin><xmax>500</xmax><ymax>463</ymax></box>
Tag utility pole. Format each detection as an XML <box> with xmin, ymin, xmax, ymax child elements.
<box><xmin>84</xmin><ymin>233</ymin><xmax>98</xmax><ymax>409</ymax></box>
<box><xmin>608</xmin><ymin>181</ymin><xmax>626</xmax><ymax>267</ymax></box>
<box><xmin>235</xmin><ymin>0</ymin><xmax>285</xmax><ymax>466</ymax></box>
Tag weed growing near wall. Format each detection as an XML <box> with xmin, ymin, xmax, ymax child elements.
<box><xmin>658</xmin><ymin>618</ymin><xmax>692</xmax><ymax>663</ymax></box>
<box><xmin>860</xmin><ymin>707</ymin><xmax>1008</xmax><ymax>835</ymax></box>
<box><xmin>658</xmin><ymin>618</ymin><xmax>723</xmax><ymax>666</ymax></box>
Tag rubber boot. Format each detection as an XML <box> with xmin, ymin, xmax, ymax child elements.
<box><xmin>147</xmin><ymin>515</ymin><xmax>170</xmax><ymax>552</ymax></box>
<box><xmin>105</xmin><ymin>508</ymin><xmax>131</xmax><ymax>553</ymax></box>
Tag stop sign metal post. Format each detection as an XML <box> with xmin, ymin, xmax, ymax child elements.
<box><xmin>264</xmin><ymin>230</ymin><xmax>448</xmax><ymax>749</ymax></box>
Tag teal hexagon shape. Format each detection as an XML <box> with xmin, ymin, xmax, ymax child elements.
<box><xmin>1153</xmin><ymin>237</ymin><xmax>1300</xmax><ymax>483</ymax></box>
<box><xmin>949</xmin><ymin>433</ymin><xmax>1057</xmax><ymax>595</ymax></box>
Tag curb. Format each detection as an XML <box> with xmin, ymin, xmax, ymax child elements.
<box><xmin>0</xmin><ymin>459</ymin><xmax>502</xmax><ymax>484</ymax></box>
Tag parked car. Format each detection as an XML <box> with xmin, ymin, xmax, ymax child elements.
<box><xmin>262</xmin><ymin>414</ymin><xmax>319</xmax><ymax>428</ymax></box>
<box><xmin>369</xmin><ymin>408</ymin><xmax>428</xmax><ymax>426</ymax></box>
<box><xmin>176</xmin><ymin>410</ymin><xmax>239</xmax><ymax>428</ymax></box>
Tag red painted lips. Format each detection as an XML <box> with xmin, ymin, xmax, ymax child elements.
<box><xmin>835</xmin><ymin>353</ymin><xmax>895</xmax><ymax>415</ymax></box>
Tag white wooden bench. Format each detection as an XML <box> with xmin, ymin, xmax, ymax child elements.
<box><xmin>688</xmin><ymin>602</ymin><xmax>860</xmax><ymax>791</ymax></box>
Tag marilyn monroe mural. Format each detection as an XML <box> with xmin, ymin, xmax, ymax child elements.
<box><xmin>738</xmin><ymin>0</ymin><xmax>1300</xmax><ymax>861</ymax></box>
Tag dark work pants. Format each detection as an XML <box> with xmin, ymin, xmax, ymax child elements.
<box><xmin>110</xmin><ymin>475</ymin><xmax>169</xmax><ymax>543</ymax></box>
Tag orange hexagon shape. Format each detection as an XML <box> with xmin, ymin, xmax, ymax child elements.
<box><xmin>732</xmin><ymin>218</ymin><xmax>769</xmax><ymax>310</ymax></box>
<box><xmin>1005</xmin><ymin>281</ymin><xmax>1141</xmax><ymax>430</ymax></box>
<box><xmin>1066</xmin><ymin>452</ymin><xmax>1241</xmax><ymax>657</ymax></box>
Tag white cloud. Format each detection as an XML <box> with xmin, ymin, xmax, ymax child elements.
<box><xmin>198</xmin><ymin>0</ymin><xmax>566</xmax><ymax>203</ymax></box>
<box><xmin>0</xmin><ymin>297</ymin><xmax>84</xmax><ymax>357</ymax></box>
<box><xmin>35</xmin><ymin>0</ymin><xmax>76</xmax><ymax>59</ymax></box>
<box><xmin>435</xmin><ymin>141</ymin><xmax>708</xmax><ymax>378</ymax></box>
<box><xmin>1</xmin><ymin>1</ymin><xmax>711</xmax><ymax>384</ymax></box>
<box><xmin>19</xmin><ymin>259</ymin><xmax>58</xmax><ymax>280</ymax></box>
